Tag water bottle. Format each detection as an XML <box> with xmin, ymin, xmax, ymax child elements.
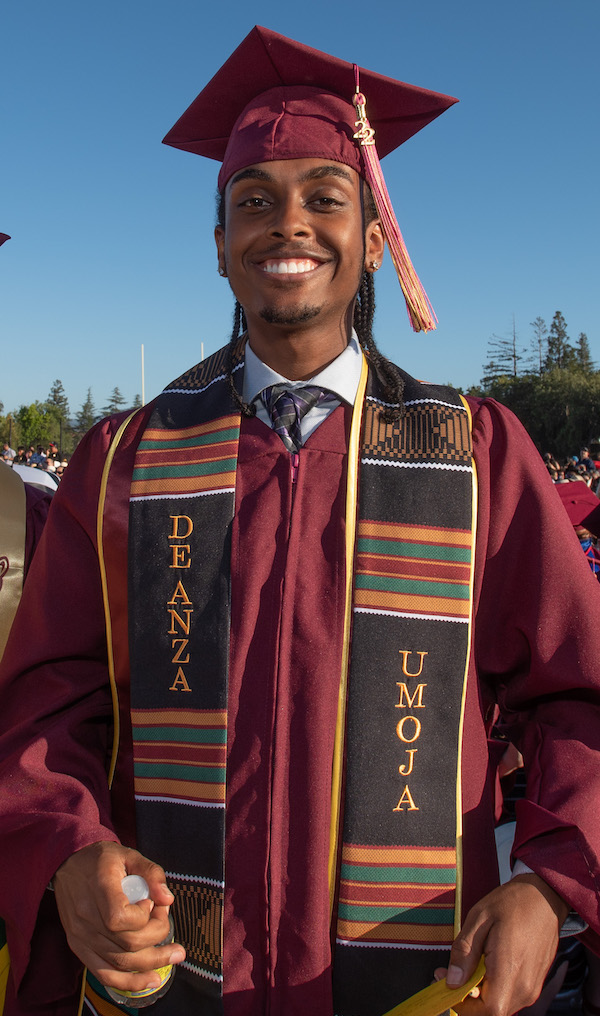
<box><xmin>105</xmin><ymin>875</ymin><xmax>176</xmax><ymax>1008</ymax></box>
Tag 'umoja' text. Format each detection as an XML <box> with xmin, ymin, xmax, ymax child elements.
<box><xmin>393</xmin><ymin>650</ymin><xmax>427</xmax><ymax>812</ymax></box>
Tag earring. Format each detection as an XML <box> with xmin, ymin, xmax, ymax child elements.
<box><xmin>370</xmin><ymin>260</ymin><xmax>380</xmax><ymax>271</ymax></box>
<box><xmin>218</xmin><ymin>265</ymin><xmax>227</xmax><ymax>277</ymax></box>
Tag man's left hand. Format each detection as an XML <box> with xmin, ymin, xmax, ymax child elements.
<box><xmin>434</xmin><ymin>873</ymin><xmax>569</xmax><ymax>1016</ymax></box>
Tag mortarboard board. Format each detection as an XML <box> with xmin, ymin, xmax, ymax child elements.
<box><xmin>163</xmin><ymin>27</ymin><xmax>458</xmax><ymax>332</ymax></box>
<box><xmin>556</xmin><ymin>481</ymin><xmax>600</xmax><ymax>538</ymax></box>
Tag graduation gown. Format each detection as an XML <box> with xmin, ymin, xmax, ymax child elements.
<box><xmin>1</xmin><ymin>389</ymin><xmax>600</xmax><ymax>1016</ymax></box>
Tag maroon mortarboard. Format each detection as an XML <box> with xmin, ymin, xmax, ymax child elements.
<box><xmin>0</xmin><ymin>233</ymin><xmax>10</xmax><ymax>247</ymax></box>
<box><xmin>163</xmin><ymin>26</ymin><xmax>458</xmax><ymax>332</ymax></box>
<box><xmin>555</xmin><ymin>480</ymin><xmax>600</xmax><ymax>538</ymax></box>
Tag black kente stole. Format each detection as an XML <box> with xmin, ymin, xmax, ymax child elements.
<box><xmin>89</xmin><ymin>340</ymin><xmax>475</xmax><ymax>1016</ymax></box>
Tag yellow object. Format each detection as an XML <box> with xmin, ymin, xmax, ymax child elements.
<box><xmin>0</xmin><ymin>941</ymin><xmax>9</xmax><ymax>1012</ymax></box>
<box><xmin>381</xmin><ymin>956</ymin><xmax>486</xmax><ymax>1016</ymax></box>
<box><xmin>327</xmin><ymin>352</ymin><xmax>368</xmax><ymax>915</ymax></box>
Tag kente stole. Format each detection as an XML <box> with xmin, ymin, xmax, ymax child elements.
<box><xmin>90</xmin><ymin>340</ymin><xmax>475</xmax><ymax>1016</ymax></box>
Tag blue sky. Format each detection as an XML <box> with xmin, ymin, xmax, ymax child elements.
<box><xmin>2</xmin><ymin>0</ymin><xmax>598</xmax><ymax>416</ymax></box>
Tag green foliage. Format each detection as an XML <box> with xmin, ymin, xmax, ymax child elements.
<box><xmin>479</xmin><ymin>311</ymin><xmax>598</xmax><ymax>458</ymax></box>
<box><xmin>481</xmin><ymin>319</ymin><xmax>525</xmax><ymax>387</ymax></box>
<box><xmin>46</xmin><ymin>378</ymin><xmax>70</xmax><ymax>420</ymax></box>
<box><xmin>527</xmin><ymin>317</ymin><xmax>547</xmax><ymax>376</ymax></box>
<box><xmin>575</xmin><ymin>332</ymin><xmax>594</xmax><ymax>373</ymax></box>
<box><xmin>103</xmin><ymin>386</ymin><xmax>127</xmax><ymax>416</ymax></box>
<box><xmin>545</xmin><ymin>311</ymin><xmax>576</xmax><ymax>371</ymax></box>
<box><xmin>15</xmin><ymin>402</ymin><xmax>53</xmax><ymax>449</ymax></box>
<box><xmin>74</xmin><ymin>388</ymin><xmax>97</xmax><ymax>442</ymax></box>
<box><xmin>482</xmin><ymin>369</ymin><xmax>600</xmax><ymax>459</ymax></box>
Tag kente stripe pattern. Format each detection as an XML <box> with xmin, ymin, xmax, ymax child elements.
<box><xmin>362</xmin><ymin>398</ymin><xmax>471</xmax><ymax>464</ymax></box>
<box><xmin>355</xmin><ymin>520</ymin><xmax>472</xmax><ymax>621</ymax></box>
<box><xmin>130</xmin><ymin>415</ymin><xmax>240</xmax><ymax>499</ymax></box>
<box><xmin>132</xmin><ymin>708</ymin><xmax>226</xmax><ymax>807</ymax></box>
<box><xmin>168</xmin><ymin>875</ymin><xmax>223</xmax><ymax>981</ymax></box>
<box><xmin>337</xmin><ymin>844</ymin><xmax>456</xmax><ymax>947</ymax></box>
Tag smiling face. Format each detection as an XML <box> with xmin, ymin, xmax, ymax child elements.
<box><xmin>215</xmin><ymin>158</ymin><xmax>384</xmax><ymax>374</ymax></box>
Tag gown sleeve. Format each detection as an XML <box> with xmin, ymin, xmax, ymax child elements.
<box><xmin>470</xmin><ymin>396</ymin><xmax>600</xmax><ymax>946</ymax></box>
<box><xmin>0</xmin><ymin>419</ymin><xmax>124</xmax><ymax>989</ymax></box>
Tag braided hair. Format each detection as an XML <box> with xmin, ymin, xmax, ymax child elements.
<box><xmin>217</xmin><ymin>187</ymin><xmax>404</xmax><ymax>420</ymax></box>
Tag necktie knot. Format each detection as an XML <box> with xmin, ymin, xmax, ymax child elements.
<box><xmin>261</xmin><ymin>384</ymin><xmax>334</xmax><ymax>453</ymax></box>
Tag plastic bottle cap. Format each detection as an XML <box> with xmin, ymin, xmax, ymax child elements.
<box><xmin>121</xmin><ymin>875</ymin><xmax>150</xmax><ymax>904</ymax></box>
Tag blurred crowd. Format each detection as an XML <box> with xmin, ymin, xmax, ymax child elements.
<box><xmin>1</xmin><ymin>441</ymin><xmax>68</xmax><ymax>477</ymax></box>
<box><xmin>543</xmin><ymin>447</ymin><xmax>600</xmax><ymax>492</ymax></box>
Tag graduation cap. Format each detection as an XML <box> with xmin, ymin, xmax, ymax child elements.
<box><xmin>163</xmin><ymin>27</ymin><xmax>458</xmax><ymax>332</ymax></box>
<box><xmin>555</xmin><ymin>480</ymin><xmax>600</xmax><ymax>538</ymax></box>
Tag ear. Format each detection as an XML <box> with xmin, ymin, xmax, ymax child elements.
<box><xmin>214</xmin><ymin>225</ymin><xmax>226</xmax><ymax>274</ymax></box>
<box><xmin>364</xmin><ymin>220</ymin><xmax>385</xmax><ymax>272</ymax></box>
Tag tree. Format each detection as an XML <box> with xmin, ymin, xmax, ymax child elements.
<box><xmin>527</xmin><ymin>317</ymin><xmax>547</xmax><ymax>376</ymax></box>
<box><xmin>46</xmin><ymin>379</ymin><xmax>70</xmax><ymax>421</ymax></box>
<box><xmin>575</xmin><ymin>332</ymin><xmax>594</xmax><ymax>373</ymax></box>
<box><xmin>132</xmin><ymin>393</ymin><xmax>142</xmax><ymax>409</ymax></box>
<box><xmin>16</xmin><ymin>402</ymin><xmax>50</xmax><ymax>448</ymax></box>
<box><xmin>103</xmin><ymin>387</ymin><xmax>127</xmax><ymax>416</ymax></box>
<box><xmin>481</xmin><ymin>318</ymin><xmax>524</xmax><ymax>388</ymax></box>
<box><xmin>545</xmin><ymin>311</ymin><xmax>576</xmax><ymax>371</ymax></box>
<box><xmin>75</xmin><ymin>388</ymin><xmax>97</xmax><ymax>438</ymax></box>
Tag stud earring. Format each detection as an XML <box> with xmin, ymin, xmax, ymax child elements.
<box><xmin>218</xmin><ymin>265</ymin><xmax>227</xmax><ymax>277</ymax></box>
<box><xmin>370</xmin><ymin>260</ymin><xmax>380</xmax><ymax>271</ymax></box>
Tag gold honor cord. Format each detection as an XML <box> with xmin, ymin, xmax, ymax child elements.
<box><xmin>80</xmin><ymin>409</ymin><xmax>138</xmax><ymax>1015</ymax></box>
<box><xmin>76</xmin><ymin>969</ymin><xmax>87</xmax><ymax>1016</ymax></box>
<box><xmin>0</xmin><ymin>936</ymin><xmax>9</xmax><ymax>1014</ymax></box>
<box><xmin>454</xmin><ymin>395</ymin><xmax>478</xmax><ymax>937</ymax></box>
<box><xmin>328</xmin><ymin>353</ymin><xmax>369</xmax><ymax>915</ymax></box>
<box><xmin>96</xmin><ymin>410</ymin><xmax>138</xmax><ymax>789</ymax></box>
<box><xmin>0</xmin><ymin>464</ymin><xmax>26</xmax><ymax>658</ymax></box>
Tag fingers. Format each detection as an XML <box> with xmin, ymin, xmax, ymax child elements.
<box><xmin>53</xmin><ymin>840</ymin><xmax>186</xmax><ymax>991</ymax></box>
<box><xmin>446</xmin><ymin>909</ymin><xmax>491</xmax><ymax>987</ymax></box>
<box><xmin>76</xmin><ymin>929</ymin><xmax>185</xmax><ymax>994</ymax></box>
<box><xmin>119</xmin><ymin>855</ymin><xmax>176</xmax><ymax>911</ymax></box>
<box><xmin>433</xmin><ymin>968</ymin><xmax>481</xmax><ymax>999</ymax></box>
<box><xmin>442</xmin><ymin>878</ymin><xmax>565</xmax><ymax>1016</ymax></box>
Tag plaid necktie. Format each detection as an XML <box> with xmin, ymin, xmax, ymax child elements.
<box><xmin>261</xmin><ymin>384</ymin><xmax>336</xmax><ymax>453</ymax></box>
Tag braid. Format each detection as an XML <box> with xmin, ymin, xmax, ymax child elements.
<box><xmin>217</xmin><ymin>191</ymin><xmax>255</xmax><ymax>417</ymax></box>
<box><xmin>226</xmin><ymin>301</ymin><xmax>256</xmax><ymax>418</ymax></box>
<box><xmin>354</xmin><ymin>271</ymin><xmax>405</xmax><ymax>421</ymax></box>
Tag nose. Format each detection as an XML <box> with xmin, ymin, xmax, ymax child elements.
<box><xmin>268</xmin><ymin>196</ymin><xmax>310</xmax><ymax>239</ymax></box>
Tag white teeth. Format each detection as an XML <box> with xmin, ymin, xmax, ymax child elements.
<box><xmin>262</xmin><ymin>260</ymin><xmax>318</xmax><ymax>274</ymax></box>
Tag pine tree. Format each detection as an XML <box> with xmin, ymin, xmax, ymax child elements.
<box><xmin>545</xmin><ymin>311</ymin><xmax>576</xmax><ymax>371</ymax></box>
<box><xmin>575</xmin><ymin>332</ymin><xmax>594</xmax><ymax>373</ymax></box>
<box><xmin>75</xmin><ymin>388</ymin><xmax>97</xmax><ymax>436</ymax></box>
<box><xmin>46</xmin><ymin>378</ymin><xmax>70</xmax><ymax>420</ymax></box>
<box><xmin>103</xmin><ymin>387</ymin><xmax>127</xmax><ymax>416</ymax></box>
<box><xmin>528</xmin><ymin>317</ymin><xmax>547</xmax><ymax>375</ymax></box>
<box><xmin>132</xmin><ymin>393</ymin><xmax>142</xmax><ymax>408</ymax></box>
<box><xmin>481</xmin><ymin>318</ymin><xmax>524</xmax><ymax>389</ymax></box>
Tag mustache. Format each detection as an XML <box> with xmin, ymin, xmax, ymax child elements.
<box><xmin>252</xmin><ymin>243</ymin><xmax>331</xmax><ymax>262</ymax></box>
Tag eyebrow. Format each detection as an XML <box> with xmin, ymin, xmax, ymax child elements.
<box><xmin>229</xmin><ymin>164</ymin><xmax>354</xmax><ymax>187</ymax></box>
<box><xmin>229</xmin><ymin>168</ymin><xmax>274</xmax><ymax>186</ymax></box>
<box><xmin>298</xmin><ymin>165</ymin><xmax>353</xmax><ymax>183</ymax></box>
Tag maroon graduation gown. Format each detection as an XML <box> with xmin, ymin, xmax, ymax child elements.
<box><xmin>1</xmin><ymin>397</ymin><xmax>600</xmax><ymax>1015</ymax></box>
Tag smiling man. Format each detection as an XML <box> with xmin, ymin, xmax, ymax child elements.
<box><xmin>1</xmin><ymin>25</ymin><xmax>600</xmax><ymax>1016</ymax></box>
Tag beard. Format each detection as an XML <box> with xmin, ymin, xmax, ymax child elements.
<box><xmin>259</xmin><ymin>303</ymin><xmax>321</xmax><ymax>326</ymax></box>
